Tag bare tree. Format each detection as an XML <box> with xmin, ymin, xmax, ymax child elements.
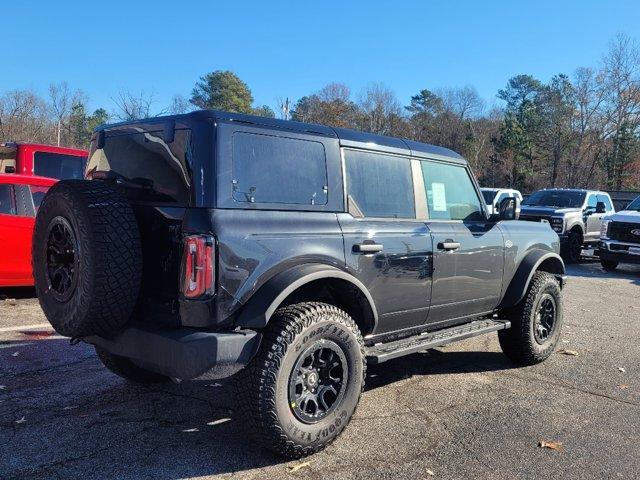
<box><xmin>168</xmin><ymin>94</ymin><xmax>191</xmax><ymax>115</ymax></box>
<box><xmin>599</xmin><ymin>34</ymin><xmax>640</xmax><ymax>188</ymax></box>
<box><xmin>358</xmin><ymin>83</ymin><xmax>403</xmax><ymax>135</ymax></box>
<box><xmin>112</xmin><ymin>90</ymin><xmax>164</xmax><ymax>121</ymax></box>
<box><xmin>0</xmin><ymin>89</ymin><xmax>52</xmax><ymax>143</ymax></box>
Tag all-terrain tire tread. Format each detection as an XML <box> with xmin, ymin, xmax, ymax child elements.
<box><xmin>498</xmin><ymin>272</ymin><xmax>562</xmax><ymax>366</ymax></box>
<box><xmin>33</xmin><ymin>180</ymin><xmax>142</xmax><ymax>338</ymax></box>
<box><xmin>234</xmin><ymin>302</ymin><xmax>365</xmax><ymax>459</ymax></box>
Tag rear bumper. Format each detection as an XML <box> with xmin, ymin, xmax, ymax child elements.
<box><xmin>598</xmin><ymin>241</ymin><xmax>640</xmax><ymax>265</ymax></box>
<box><xmin>85</xmin><ymin>327</ymin><xmax>261</xmax><ymax>380</ymax></box>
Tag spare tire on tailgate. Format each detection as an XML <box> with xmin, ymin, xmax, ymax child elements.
<box><xmin>33</xmin><ymin>180</ymin><xmax>142</xmax><ymax>338</ymax></box>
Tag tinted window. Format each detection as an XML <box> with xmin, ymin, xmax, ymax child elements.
<box><xmin>420</xmin><ymin>161</ymin><xmax>482</xmax><ymax>220</ymax></box>
<box><xmin>597</xmin><ymin>194</ymin><xmax>613</xmax><ymax>212</ymax></box>
<box><xmin>232</xmin><ymin>132</ymin><xmax>327</xmax><ymax>205</ymax></box>
<box><xmin>30</xmin><ymin>185</ymin><xmax>49</xmax><ymax>211</ymax></box>
<box><xmin>344</xmin><ymin>150</ymin><xmax>415</xmax><ymax>218</ymax></box>
<box><xmin>482</xmin><ymin>190</ymin><xmax>496</xmax><ymax>204</ymax></box>
<box><xmin>87</xmin><ymin>129</ymin><xmax>192</xmax><ymax>204</ymax></box>
<box><xmin>34</xmin><ymin>152</ymin><xmax>86</xmax><ymax>180</ymax></box>
<box><xmin>0</xmin><ymin>185</ymin><xmax>16</xmax><ymax>215</ymax></box>
<box><xmin>523</xmin><ymin>190</ymin><xmax>586</xmax><ymax>208</ymax></box>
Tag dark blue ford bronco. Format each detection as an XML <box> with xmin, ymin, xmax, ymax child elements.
<box><xmin>33</xmin><ymin>110</ymin><xmax>566</xmax><ymax>458</ymax></box>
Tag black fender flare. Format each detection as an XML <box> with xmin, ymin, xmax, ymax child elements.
<box><xmin>235</xmin><ymin>263</ymin><xmax>378</xmax><ymax>329</ymax></box>
<box><xmin>499</xmin><ymin>249</ymin><xmax>566</xmax><ymax>309</ymax></box>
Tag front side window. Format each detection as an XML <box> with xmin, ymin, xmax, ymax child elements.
<box><xmin>0</xmin><ymin>185</ymin><xmax>16</xmax><ymax>215</ymax></box>
<box><xmin>420</xmin><ymin>161</ymin><xmax>483</xmax><ymax>220</ymax></box>
<box><xmin>34</xmin><ymin>152</ymin><xmax>86</xmax><ymax>180</ymax></box>
<box><xmin>586</xmin><ymin>194</ymin><xmax>598</xmax><ymax>211</ymax></box>
<box><xmin>30</xmin><ymin>185</ymin><xmax>50</xmax><ymax>211</ymax></box>
<box><xmin>232</xmin><ymin>132</ymin><xmax>328</xmax><ymax>205</ymax></box>
<box><xmin>344</xmin><ymin>150</ymin><xmax>415</xmax><ymax>218</ymax></box>
<box><xmin>597</xmin><ymin>194</ymin><xmax>613</xmax><ymax>212</ymax></box>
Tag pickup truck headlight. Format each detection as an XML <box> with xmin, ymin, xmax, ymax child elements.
<box><xmin>550</xmin><ymin>217</ymin><xmax>564</xmax><ymax>233</ymax></box>
<box><xmin>600</xmin><ymin>219</ymin><xmax>611</xmax><ymax>239</ymax></box>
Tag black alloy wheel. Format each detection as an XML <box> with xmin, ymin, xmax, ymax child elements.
<box><xmin>288</xmin><ymin>340</ymin><xmax>348</xmax><ymax>424</ymax></box>
<box><xmin>45</xmin><ymin>216</ymin><xmax>79</xmax><ymax>302</ymax></box>
<box><xmin>533</xmin><ymin>294</ymin><xmax>556</xmax><ymax>344</ymax></box>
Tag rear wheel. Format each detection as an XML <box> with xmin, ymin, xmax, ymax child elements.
<box><xmin>96</xmin><ymin>347</ymin><xmax>169</xmax><ymax>384</ymax></box>
<box><xmin>561</xmin><ymin>231</ymin><xmax>583</xmax><ymax>264</ymax></box>
<box><xmin>498</xmin><ymin>272</ymin><xmax>563</xmax><ymax>365</ymax></box>
<box><xmin>600</xmin><ymin>259</ymin><xmax>618</xmax><ymax>271</ymax></box>
<box><xmin>235</xmin><ymin>302</ymin><xmax>365</xmax><ymax>458</ymax></box>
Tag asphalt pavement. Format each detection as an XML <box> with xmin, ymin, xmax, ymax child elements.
<box><xmin>1</xmin><ymin>261</ymin><xmax>639</xmax><ymax>479</ymax></box>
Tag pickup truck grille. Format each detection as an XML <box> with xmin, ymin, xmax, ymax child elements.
<box><xmin>519</xmin><ymin>214</ymin><xmax>551</xmax><ymax>223</ymax></box>
<box><xmin>608</xmin><ymin>221</ymin><xmax>640</xmax><ymax>244</ymax></box>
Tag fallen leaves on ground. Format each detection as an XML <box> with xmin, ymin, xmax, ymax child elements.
<box><xmin>11</xmin><ymin>352</ymin><xmax>19</xmax><ymax>357</ymax></box>
<box><xmin>538</xmin><ymin>440</ymin><xmax>563</xmax><ymax>452</ymax></box>
<box><xmin>618</xmin><ymin>384</ymin><xmax>630</xmax><ymax>390</ymax></box>
<box><xmin>288</xmin><ymin>461</ymin><xmax>311</xmax><ymax>472</ymax></box>
<box><xmin>557</xmin><ymin>349</ymin><xmax>579</xmax><ymax>356</ymax></box>
<box><xmin>426</xmin><ymin>469</ymin><xmax>435</xmax><ymax>476</ymax></box>
<box><xmin>618</xmin><ymin>367</ymin><xmax>626</xmax><ymax>373</ymax></box>
<box><xmin>15</xmin><ymin>416</ymin><xmax>26</xmax><ymax>424</ymax></box>
<box><xmin>3</xmin><ymin>298</ymin><xmax>17</xmax><ymax>306</ymax></box>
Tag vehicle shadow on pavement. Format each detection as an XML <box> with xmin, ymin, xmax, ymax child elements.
<box><xmin>1</xmin><ymin>338</ymin><xmax>285</xmax><ymax>479</ymax></box>
<box><xmin>0</xmin><ymin>287</ymin><xmax>37</xmax><ymax>300</ymax></box>
<box><xmin>566</xmin><ymin>261</ymin><xmax>640</xmax><ymax>285</ymax></box>
<box><xmin>365</xmin><ymin>349</ymin><xmax>517</xmax><ymax>392</ymax></box>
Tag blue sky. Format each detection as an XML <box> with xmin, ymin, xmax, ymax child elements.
<box><xmin>2</xmin><ymin>1</ymin><xmax>639</xmax><ymax>114</ymax></box>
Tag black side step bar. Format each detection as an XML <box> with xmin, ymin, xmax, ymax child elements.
<box><xmin>365</xmin><ymin>319</ymin><xmax>511</xmax><ymax>365</ymax></box>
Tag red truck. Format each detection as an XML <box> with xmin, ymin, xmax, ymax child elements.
<box><xmin>0</xmin><ymin>175</ymin><xmax>57</xmax><ymax>287</ymax></box>
<box><xmin>0</xmin><ymin>143</ymin><xmax>87</xmax><ymax>287</ymax></box>
<box><xmin>0</xmin><ymin>142</ymin><xmax>87</xmax><ymax>179</ymax></box>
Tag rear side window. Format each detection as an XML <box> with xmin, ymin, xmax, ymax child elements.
<box><xmin>232</xmin><ymin>132</ymin><xmax>328</xmax><ymax>205</ymax></box>
<box><xmin>420</xmin><ymin>161</ymin><xmax>483</xmax><ymax>220</ymax></box>
<box><xmin>34</xmin><ymin>152</ymin><xmax>86</xmax><ymax>180</ymax></box>
<box><xmin>344</xmin><ymin>150</ymin><xmax>415</xmax><ymax>218</ymax></box>
<box><xmin>0</xmin><ymin>185</ymin><xmax>16</xmax><ymax>215</ymax></box>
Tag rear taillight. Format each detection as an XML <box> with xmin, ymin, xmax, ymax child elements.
<box><xmin>182</xmin><ymin>235</ymin><xmax>215</xmax><ymax>298</ymax></box>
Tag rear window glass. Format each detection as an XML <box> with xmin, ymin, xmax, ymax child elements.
<box><xmin>34</xmin><ymin>152</ymin><xmax>86</xmax><ymax>180</ymax></box>
<box><xmin>482</xmin><ymin>190</ymin><xmax>496</xmax><ymax>204</ymax></box>
<box><xmin>232</xmin><ymin>132</ymin><xmax>328</xmax><ymax>205</ymax></box>
<box><xmin>0</xmin><ymin>185</ymin><xmax>16</xmax><ymax>215</ymax></box>
<box><xmin>344</xmin><ymin>150</ymin><xmax>415</xmax><ymax>218</ymax></box>
<box><xmin>87</xmin><ymin>129</ymin><xmax>192</xmax><ymax>204</ymax></box>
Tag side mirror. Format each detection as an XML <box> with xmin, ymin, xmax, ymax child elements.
<box><xmin>498</xmin><ymin>196</ymin><xmax>520</xmax><ymax>221</ymax></box>
<box><xmin>596</xmin><ymin>201</ymin><xmax>606</xmax><ymax>214</ymax></box>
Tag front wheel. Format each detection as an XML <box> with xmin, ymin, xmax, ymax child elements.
<box><xmin>498</xmin><ymin>272</ymin><xmax>563</xmax><ymax>365</ymax></box>
<box><xmin>235</xmin><ymin>302</ymin><xmax>366</xmax><ymax>458</ymax></box>
<box><xmin>561</xmin><ymin>231</ymin><xmax>583</xmax><ymax>264</ymax></box>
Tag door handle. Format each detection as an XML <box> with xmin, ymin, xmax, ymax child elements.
<box><xmin>353</xmin><ymin>243</ymin><xmax>384</xmax><ymax>254</ymax></box>
<box><xmin>437</xmin><ymin>241</ymin><xmax>460</xmax><ymax>251</ymax></box>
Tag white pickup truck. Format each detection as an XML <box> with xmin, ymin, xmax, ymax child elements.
<box><xmin>598</xmin><ymin>194</ymin><xmax>640</xmax><ymax>271</ymax></box>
